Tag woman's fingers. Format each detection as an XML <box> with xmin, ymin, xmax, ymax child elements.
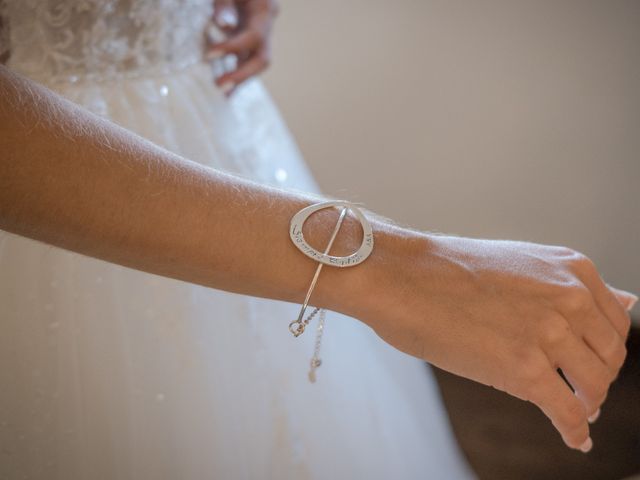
<box><xmin>555</xmin><ymin>287</ymin><xmax>628</xmax><ymax>377</ymax></box>
<box><xmin>525</xmin><ymin>361</ymin><xmax>592</xmax><ymax>451</ymax></box>
<box><xmin>208</xmin><ymin>28</ymin><xmax>262</xmax><ymax>59</ymax></box>
<box><xmin>205</xmin><ymin>1</ymin><xmax>278</xmax><ymax>95</ymax></box>
<box><xmin>588</xmin><ymin>407</ymin><xmax>601</xmax><ymax>424</ymax></box>
<box><xmin>210</xmin><ymin>26</ymin><xmax>271</xmax><ymax>93</ymax></box>
<box><xmin>567</xmin><ymin>253</ymin><xmax>633</xmax><ymax>338</ymax></box>
<box><xmin>581</xmin><ymin>311</ymin><xmax>628</xmax><ymax>377</ymax></box>
<box><xmin>547</xmin><ymin>329</ymin><xmax>612</xmax><ymax>416</ymax></box>
<box><xmin>590</xmin><ymin>278</ymin><xmax>632</xmax><ymax>339</ymax></box>
<box><xmin>547</xmin><ymin>275</ymin><xmax>627</xmax><ymax>422</ymax></box>
<box><xmin>215</xmin><ymin>48</ymin><xmax>270</xmax><ymax>95</ymax></box>
<box><xmin>607</xmin><ymin>284</ymin><xmax>639</xmax><ymax>311</ymax></box>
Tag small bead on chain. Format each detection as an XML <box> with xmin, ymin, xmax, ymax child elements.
<box><xmin>308</xmin><ymin>308</ymin><xmax>326</xmax><ymax>383</ymax></box>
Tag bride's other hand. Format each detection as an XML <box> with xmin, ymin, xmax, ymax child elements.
<box><xmin>206</xmin><ymin>0</ymin><xmax>279</xmax><ymax>96</ymax></box>
<box><xmin>348</xmin><ymin>231</ymin><xmax>636</xmax><ymax>453</ymax></box>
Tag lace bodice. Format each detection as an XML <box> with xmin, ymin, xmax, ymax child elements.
<box><xmin>0</xmin><ymin>0</ymin><xmax>213</xmax><ymax>84</ymax></box>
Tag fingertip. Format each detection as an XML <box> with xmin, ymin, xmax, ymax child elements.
<box><xmin>619</xmin><ymin>293</ymin><xmax>637</xmax><ymax>312</ymax></box>
<box><xmin>587</xmin><ymin>408</ymin><xmax>601</xmax><ymax>424</ymax></box>
<box><xmin>559</xmin><ymin>425</ymin><xmax>591</xmax><ymax>453</ymax></box>
<box><xmin>626</xmin><ymin>293</ymin><xmax>638</xmax><ymax>311</ymax></box>
<box><xmin>607</xmin><ymin>284</ymin><xmax>638</xmax><ymax>311</ymax></box>
<box><xmin>579</xmin><ymin>436</ymin><xmax>593</xmax><ymax>453</ymax></box>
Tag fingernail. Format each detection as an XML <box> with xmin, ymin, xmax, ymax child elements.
<box><xmin>217</xmin><ymin>8</ymin><xmax>238</xmax><ymax>28</ymax></box>
<box><xmin>219</xmin><ymin>81</ymin><xmax>234</xmax><ymax>96</ymax></box>
<box><xmin>627</xmin><ymin>293</ymin><xmax>638</xmax><ymax>311</ymax></box>
<box><xmin>206</xmin><ymin>49</ymin><xmax>224</xmax><ymax>61</ymax></box>
<box><xmin>579</xmin><ymin>437</ymin><xmax>593</xmax><ymax>453</ymax></box>
<box><xmin>588</xmin><ymin>408</ymin><xmax>600</xmax><ymax>424</ymax></box>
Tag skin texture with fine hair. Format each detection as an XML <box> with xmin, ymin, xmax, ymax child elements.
<box><xmin>0</xmin><ymin>64</ymin><xmax>636</xmax><ymax>454</ymax></box>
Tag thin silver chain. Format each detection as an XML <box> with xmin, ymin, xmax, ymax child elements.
<box><xmin>307</xmin><ymin>308</ymin><xmax>326</xmax><ymax>383</ymax></box>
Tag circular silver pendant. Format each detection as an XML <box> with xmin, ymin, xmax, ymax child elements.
<box><xmin>289</xmin><ymin>200</ymin><xmax>374</xmax><ymax>267</ymax></box>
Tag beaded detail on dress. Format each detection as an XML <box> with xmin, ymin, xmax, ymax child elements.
<box><xmin>0</xmin><ymin>0</ymin><xmax>212</xmax><ymax>84</ymax></box>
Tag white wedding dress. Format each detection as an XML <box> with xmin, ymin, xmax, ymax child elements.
<box><xmin>0</xmin><ymin>1</ymin><xmax>476</xmax><ymax>478</ymax></box>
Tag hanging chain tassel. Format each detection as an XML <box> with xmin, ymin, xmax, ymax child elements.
<box><xmin>308</xmin><ymin>308</ymin><xmax>327</xmax><ymax>383</ymax></box>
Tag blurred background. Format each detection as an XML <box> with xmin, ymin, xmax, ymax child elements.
<box><xmin>263</xmin><ymin>1</ymin><xmax>639</xmax><ymax>479</ymax></box>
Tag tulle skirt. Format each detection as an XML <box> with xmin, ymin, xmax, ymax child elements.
<box><xmin>0</xmin><ymin>60</ymin><xmax>475</xmax><ymax>479</ymax></box>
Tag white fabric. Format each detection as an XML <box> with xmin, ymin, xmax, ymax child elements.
<box><xmin>0</xmin><ymin>1</ymin><xmax>476</xmax><ymax>478</ymax></box>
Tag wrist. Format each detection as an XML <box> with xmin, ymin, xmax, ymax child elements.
<box><xmin>311</xmin><ymin>208</ymin><xmax>432</xmax><ymax>325</ymax></box>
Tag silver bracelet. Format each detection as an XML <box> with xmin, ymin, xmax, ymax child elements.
<box><xmin>288</xmin><ymin>200</ymin><xmax>374</xmax><ymax>382</ymax></box>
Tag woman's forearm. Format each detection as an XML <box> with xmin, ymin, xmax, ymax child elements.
<box><xmin>0</xmin><ymin>65</ymin><xmax>412</xmax><ymax>317</ymax></box>
<box><xmin>2</xmin><ymin>66</ymin><xmax>637</xmax><ymax>452</ymax></box>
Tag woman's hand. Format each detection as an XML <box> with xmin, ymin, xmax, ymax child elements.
<box><xmin>350</xmin><ymin>230</ymin><xmax>636</xmax><ymax>453</ymax></box>
<box><xmin>206</xmin><ymin>0</ymin><xmax>279</xmax><ymax>96</ymax></box>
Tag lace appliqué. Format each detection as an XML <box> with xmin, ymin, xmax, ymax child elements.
<box><xmin>1</xmin><ymin>0</ymin><xmax>213</xmax><ymax>84</ymax></box>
